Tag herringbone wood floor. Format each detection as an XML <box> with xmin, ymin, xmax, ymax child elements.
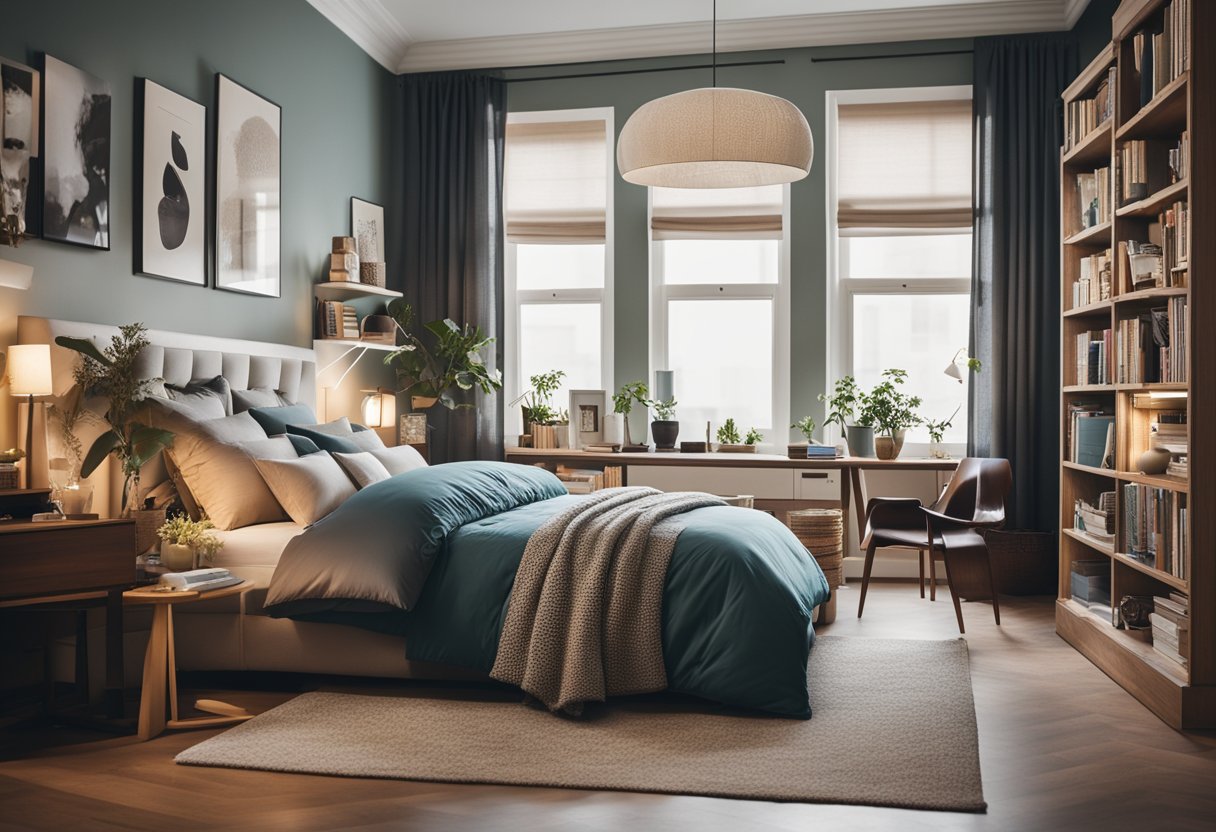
<box><xmin>2</xmin><ymin>582</ymin><xmax>1214</xmax><ymax>831</ymax></box>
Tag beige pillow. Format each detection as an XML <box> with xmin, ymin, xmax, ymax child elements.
<box><xmin>333</xmin><ymin>451</ymin><xmax>392</xmax><ymax>489</ymax></box>
<box><xmin>154</xmin><ymin>411</ymin><xmax>292</xmax><ymax>530</ymax></box>
<box><xmin>254</xmin><ymin>454</ymin><xmax>357</xmax><ymax>526</ymax></box>
<box><xmin>367</xmin><ymin>444</ymin><xmax>429</xmax><ymax>476</ymax></box>
<box><xmin>303</xmin><ymin>416</ymin><xmax>354</xmax><ymax>436</ymax></box>
<box><xmin>348</xmin><ymin>429</ymin><xmax>386</xmax><ymax>451</ymax></box>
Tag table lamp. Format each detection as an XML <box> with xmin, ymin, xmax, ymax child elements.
<box><xmin>8</xmin><ymin>344</ymin><xmax>53</xmax><ymax>488</ymax></box>
<box><xmin>360</xmin><ymin>388</ymin><xmax>397</xmax><ymax>429</ymax></box>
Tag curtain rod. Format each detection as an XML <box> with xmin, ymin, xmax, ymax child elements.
<box><xmin>505</xmin><ymin>59</ymin><xmax>784</xmax><ymax>84</ymax></box>
<box><xmin>811</xmin><ymin>49</ymin><xmax>973</xmax><ymax>63</ymax></box>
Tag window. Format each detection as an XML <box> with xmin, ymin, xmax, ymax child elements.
<box><xmin>827</xmin><ymin>88</ymin><xmax>973</xmax><ymax>449</ymax></box>
<box><xmin>650</xmin><ymin>185</ymin><xmax>789</xmax><ymax>445</ymax></box>
<box><xmin>504</xmin><ymin>109</ymin><xmax>613</xmax><ymax>439</ymax></box>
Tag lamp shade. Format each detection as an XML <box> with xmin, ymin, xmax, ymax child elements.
<box><xmin>8</xmin><ymin>344</ymin><xmax>52</xmax><ymax>396</ymax></box>
<box><xmin>617</xmin><ymin>87</ymin><xmax>813</xmax><ymax>189</ymax></box>
<box><xmin>360</xmin><ymin>389</ymin><xmax>397</xmax><ymax>429</ymax></box>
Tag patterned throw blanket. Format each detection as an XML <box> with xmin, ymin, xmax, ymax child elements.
<box><xmin>491</xmin><ymin>487</ymin><xmax>726</xmax><ymax>715</ymax></box>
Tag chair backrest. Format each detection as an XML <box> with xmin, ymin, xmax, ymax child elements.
<box><xmin>933</xmin><ymin>457</ymin><xmax>1013</xmax><ymax>526</ymax></box>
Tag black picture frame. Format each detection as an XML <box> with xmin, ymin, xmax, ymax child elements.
<box><xmin>213</xmin><ymin>73</ymin><xmax>281</xmax><ymax>298</ymax></box>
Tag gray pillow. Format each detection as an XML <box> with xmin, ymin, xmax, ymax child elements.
<box><xmin>367</xmin><ymin>444</ymin><xmax>428</xmax><ymax>476</ymax></box>
<box><xmin>232</xmin><ymin>387</ymin><xmax>291</xmax><ymax>413</ymax></box>
<box><xmin>333</xmin><ymin>451</ymin><xmax>392</xmax><ymax>489</ymax></box>
<box><xmin>166</xmin><ymin>376</ymin><xmax>233</xmax><ymax>417</ymax></box>
<box><xmin>248</xmin><ymin>403</ymin><xmax>319</xmax><ymax>436</ymax></box>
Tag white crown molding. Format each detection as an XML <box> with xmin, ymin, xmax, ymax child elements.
<box><xmin>396</xmin><ymin>0</ymin><xmax>1077</xmax><ymax>74</ymax></box>
<box><xmin>307</xmin><ymin>0</ymin><xmax>412</xmax><ymax>71</ymax></box>
<box><xmin>1063</xmin><ymin>0</ymin><xmax>1095</xmax><ymax>28</ymax></box>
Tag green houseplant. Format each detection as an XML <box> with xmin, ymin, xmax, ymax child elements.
<box><xmin>744</xmin><ymin>427</ymin><xmax>763</xmax><ymax>446</ymax></box>
<box><xmin>156</xmin><ymin>514</ymin><xmax>224</xmax><ymax>572</ymax></box>
<box><xmin>925</xmin><ymin>405</ymin><xmax>961</xmax><ymax>459</ymax></box>
<box><xmin>716</xmin><ymin>418</ymin><xmax>757</xmax><ymax>454</ymax></box>
<box><xmin>518</xmin><ymin>370</ymin><xmax>565</xmax><ymax>430</ymax></box>
<box><xmin>384</xmin><ymin>300</ymin><xmax>502</xmax><ymax>411</ymax></box>
<box><xmin>55</xmin><ymin>324</ymin><xmax>175</xmax><ymax>515</ymax></box>
<box><xmin>819</xmin><ymin>375</ymin><xmax>875</xmax><ymax>457</ymax></box>
<box><xmin>649</xmin><ymin>397</ymin><xmax>679</xmax><ymax>450</ymax></box>
<box><xmin>612</xmin><ymin>381</ymin><xmax>649</xmax><ymax>448</ymax></box>
<box><xmin>867</xmin><ymin>368</ymin><xmax>923</xmax><ymax>460</ymax></box>
<box><xmin>791</xmin><ymin>416</ymin><xmax>817</xmax><ymax>444</ymax></box>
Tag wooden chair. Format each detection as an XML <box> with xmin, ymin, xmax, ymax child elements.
<box><xmin>857</xmin><ymin>457</ymin><xmax>1012</xmax><ymax>633</ymax></box>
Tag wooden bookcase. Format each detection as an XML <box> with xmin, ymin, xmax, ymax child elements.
<box><xmin>1057</xmin><ymin>0</ymin><xmax>1215</xmax><ymax>728</ymax></box>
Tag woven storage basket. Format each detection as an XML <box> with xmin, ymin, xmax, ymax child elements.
<box><xmin>788</xmin><ymin>509</ymin><xmax>844</xmax><ymax>587</ymax></box>
<box><xmin>133</xmin><ymin>508</ymin><xmax>166</xmax><ymax>556</ymax></box>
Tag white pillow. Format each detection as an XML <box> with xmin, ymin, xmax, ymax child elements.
<box><xmin>367</xmin><ymin>444</ymin><xmax>428</xmax><ymax>476</ymax></box>
<box><xmin>332</xmin><ymin>451</ymin><xmax>392</xmax><ymax>489</ymax></box>
<box><xmin>253</xmin><ymin>453</ymin><xmax>357</xmax><ymax>526</ymax></box>
<box><xmin>348</xmin><ymin>429</ymin><xmax>386</xmax><ymax>451</ymax></box>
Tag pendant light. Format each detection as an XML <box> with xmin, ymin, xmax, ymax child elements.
<box><xmin>616</xmin><ymin>1</ymin><xmax>813</xmax><ymax>189</ymax></box>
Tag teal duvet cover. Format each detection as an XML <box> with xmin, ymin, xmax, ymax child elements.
<box><xmin>264</xmin><ymin>462</ymin><xmax>831</xmax><ymax>718</ymax></box>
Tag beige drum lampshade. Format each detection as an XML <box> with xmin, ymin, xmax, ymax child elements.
<box><xmin>617</xmin><ymin>87</ymin><xmax>813</xmax><ymax>189</ymax></box>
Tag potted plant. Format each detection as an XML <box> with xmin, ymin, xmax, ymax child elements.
<box><xmin>716</xmin><ymin>418</ymin><xmax>756</xmax><ymax>454</ymax></box>
<box><xmin>867</xmin><ymin>369</ymin><xmax>923</xmax><ymax>460</ymax></box>
<box><xmin>819</xmin><ymin>376</ymin><xmax>875</xmax><ymax>458</ymax></box>
<box><xmin>649</xmin><ymin>397</ymin><xmax>679</xmax><ymax>450</ymax></box>
<box><xmin>55</xmin><ymin>324</ymin><xmax>175</xmax><ymax>515</ymax></box>
<box><xmin>745</xmin><ymin>427</ymin><xmax>764</xmax><ymax>446</ymax></box>
<box><xmin>513</xmin><ymin>370</ymin><xmax>565</xmax><ymax>447</ymax></box>
<box><xmin>612</xmin><ymin>381</ymin><xmax>650</xmax><ymax>449</ymax></box>
<box><xmin>156</xmin><ymin>514</ymin><xmax>224</xmax><ymax>572</ymax></box>
<box><xmin>925</xmin><ymin>405</ymin><xmax>960</xmax><ymax>459</ymax></box>
<box><xmin>384</xmin><ymin>300</ymin><xmax>502</xmax><ymax>411</ymax></box>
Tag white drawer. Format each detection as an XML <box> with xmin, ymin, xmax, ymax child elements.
<box><xmin>794</xmin><ymin>469</ymin><xmax>841</xmax><ymax>500</ymax></box>
<box><xmin>627</xmin><ymin>466</ymin><xmax>795</xmax><ymax>499</ymax></box>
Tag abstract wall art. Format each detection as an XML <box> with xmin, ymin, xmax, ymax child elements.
<box><xmin>42</xmin><ymin>54</ymin><xmax>110</xmax><ymax>249</ymax></box>
<box><xmin>351</xmin><ymin>197</ymin><xmax>384</xmax><ymax>265</ymax></box>
<box><xmin>0</xmin><ymin>56</ymin><xmax>39</xmax><ymax>245</ymax></box>
<box><xmin>136</xmin><ymin>79</ymin><xmax>206</xmax><ymax>284</ymax></box>
<box><xmin>215</xmin><ymin>73</ymin><xmax>280</xmax><ymax>297</ymax></box>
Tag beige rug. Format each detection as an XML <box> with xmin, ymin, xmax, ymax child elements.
<box><xmin>176</xmin><ymin>636</ymin><xmax>985</xmax><ymax>812</ymax></box>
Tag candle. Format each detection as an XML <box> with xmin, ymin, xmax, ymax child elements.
<box><xmin>654</xmin><ymin>370</ymin><xmax>674</xmax><ymax>403</ymax></box>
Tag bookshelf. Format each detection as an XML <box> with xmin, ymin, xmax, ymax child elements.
<box><xmin>1057</xmin><ymin>0</ymin><xmax>1215</xmax><ymax>728</ymax></box>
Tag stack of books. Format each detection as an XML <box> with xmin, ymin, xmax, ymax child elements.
<box><xmin>329</xmin><ymin>236</ymin><xmax>359</xmax><ymax>282</ymax></box>
<box><xmin>1117</xmin><ymin>140</ymin><xmax>1169</xmax><ymax>206</ymax></box>
<box><xmin>1130</xmin><ymin>0</ymin><xmax>1190</xmax><ymax>108</ymax></box>
<box><xmin>789</xmin><ymin>443</ymin><xmax>842</xmax><ymax>460</ymax></box>
<box><xmin>1067</xmin><ymin>404</ymin><xmax>1114</xmax><ymax>469</ymax></box>
<box><xmin>315</xmin><ymin>300</ymin><xmax>360</xmax><ymax>340</ymax></box>
<box><xmin>1074</xmin><ymin>328</ymin><xmax>1111</xmax><ymax>385</ymax></box>
<box><xmin>1063</xmin><ymin>65</ymin><xmax>1115</xmax><ymax>150</ymax></box>
<box><xmin>1123</xmin><ymin>483</ymin><xmax>1189</xmax><ymax>580</ymax></box>
<box><xmin>1074</xmin><ymin>491</ymin><xmax>1116</xmax><ymax>543</ymax></box>
<box><xmin>583</xmin><ymin>442</ymin><xmax>621</xmax><ymax>453</ymax></box>
<box><xmin>1116</xmin><ymin>302</ymin><xmax>1186</xmax><ymax>384</ymax></box>
<box><xmin>1075</xmin><ymin>166</ymin><xmax>1111</xmax><ymax>229</ymax></box>
<box><xmin>1149</xmin><ymin>592</ymin><xmax>1189</xmax><ymax>669</ymax></box>
<box><xmin>1072</xmin><ymin>249</ymin><xmax>1112</xmax><ymax>308</ymax></box>
<box><xmin>555</xmin><ymin>465</ymin><xmax>622</xmax><ymax>493</ymax></box>
<box><xmin>1070</xmin><ymin>559</ymin><xmax>1111</xmax><ymax>615</ymax></box>
<box><xmin>1121</xmin><ymin>239</ymin><xmax>1165</xmax><ymax>290</ymax></box>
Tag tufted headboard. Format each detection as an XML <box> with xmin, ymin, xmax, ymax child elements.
<box><xmin>18</xmin><ymin>316</ymin><xmax>316</xmax><ymax>407</ymax></box>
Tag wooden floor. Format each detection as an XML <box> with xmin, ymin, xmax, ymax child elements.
<box><xmin>2</xmin><ymin>582</ymin><xmax>1215</xmax><ymax>831</ymax></box>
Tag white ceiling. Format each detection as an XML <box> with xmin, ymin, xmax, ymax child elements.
<box><xmin>308</xmin><ymin>0</ymin><xmax>1092</xmax><ymax>74</ymax></box>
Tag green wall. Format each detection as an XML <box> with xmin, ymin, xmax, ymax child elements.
<box><xmin>0</xmin><ymin>0</ymin><xmax>394</xmax><ymax>347</ymax></box>
<box><xmin>505</xmin><ymin>42</ymin><xmax>974</xmax><ymax>441</ymax></box>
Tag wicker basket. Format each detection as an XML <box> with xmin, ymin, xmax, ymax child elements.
<box><xmin>983</xmin><ymin>529</ymin><xmax>1057</xmax><ymax>595</ymax></box>
<box><xmin>133</xmin><ymin>508</ymin><xmax>166</xmax><ymax>556</ymax></box>
<box><xmin>788</xmin><ymin>508</ymin><xmax>844</xmax><ymax>582</ymax></box>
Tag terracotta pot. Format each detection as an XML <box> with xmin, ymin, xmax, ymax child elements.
<box><xmin>875</xmin><ymin>430</ymin><xmax>906</xmax><ymax>460</ymax></box>
<box><xmin>160</xmin><ymin>542</ymin><xmax>196</xmax><ymax>572</ymax></box>
<box><xmin>411</xmin><ymin>396</ymin><xmax>438</xmax><ymax>410</ymax></box>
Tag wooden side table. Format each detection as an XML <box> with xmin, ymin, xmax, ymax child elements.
<box><xmin>124</xmin><ymin>581</ymin><xmax>255</xmax><ymax>740</ymax></box>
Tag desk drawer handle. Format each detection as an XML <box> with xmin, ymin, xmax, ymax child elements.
<box><xmin>801</xmin><ymin>472</ymin><xmax>829</xmax><ymax>479</ymax></box>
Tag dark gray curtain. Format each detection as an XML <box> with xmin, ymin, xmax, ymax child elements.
<box><xmin>969</xmin><ymin>36</ymin><xmax>1076</xmax><ymax>531</ymax></box>
<box><xmin>398</xmin><ymin>72</ymin><xmax>507</xmax><ymax>462</ymax></box>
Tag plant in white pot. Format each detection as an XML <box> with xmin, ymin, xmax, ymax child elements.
<box><xmin>818</xmin><ymin>376</ymin><xmax>875</xmax><ymax>457</ymax></box>
<box><xmin>867</xmin><ymin>369</ymin><xmax>923</xmax><ymax>460</ymax></box>
<box><xmin>925</xmin><ymin>405</ymin><xmax>960</xmax><ymax>459</ymax></box>
<box><xmin>156</xmin><ymin>514</ymin><xmax>224</xmax><ymax>572</ymax></box>
<box><xmin>612</xmin><ymin>381</ymin><xmax>650</xmax><ymax>449</ymax></box>
<box><xmin>649</xmin><ymin>397</ymin><xmax>679</xmax><ymax>450</ymax></box>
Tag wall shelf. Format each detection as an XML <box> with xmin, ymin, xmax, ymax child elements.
<box><xmin>314</xmin><ymin>281</ymin><xmax>403</xmax><ymax>302</ymax></box>
<box><xmin>1063</xmin><ymin>221</ymin><xmax>1112</xmax><ymax>247</ymax></box>
<box><xmin>1115</xmin><ymin>178</ymin><xmax>1188</xmax><ymax>218</ymax></box>
<box><xmin>1115</xmin><ymin>72</ymin><xmax>1188</xmax><ymax>141</ymax></box>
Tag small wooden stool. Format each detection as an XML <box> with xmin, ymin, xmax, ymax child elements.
<box><xmin>788</xmin><ymin>508</ymin><xmax>844</xmax><ymax>625</ymax></box>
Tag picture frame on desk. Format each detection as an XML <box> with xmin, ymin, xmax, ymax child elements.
<box><xmin>568</xmin><ymin>389</ymin><xmax>607</xmax><ymax>450</ymax></box>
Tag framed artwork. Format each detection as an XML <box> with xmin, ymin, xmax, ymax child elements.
<box><xmin>136</xmin><ymin>79</ymin><xmax>206</xmax><ymax>285</ymax></box>
<box><xmin>42</xmin><ymin>55</ymin><xmax>110</xmax><ymax>249</ymax></box>
<box><xmin>0</xmin><ymin>56</ymin><xmax>39</xmax><ymax>244</ymax></box>
<box><xmin>568</xmin><ymin>389</ymin><xmax>607</xmax><ymax>449</ymax></box>
<box><xmin>399</xmin><ymin>412</ymin><xmax>428</xmax><ymax>446</ymax></box>
<box><xmin>215</xmin><ymin>73</ymin><xmax>280</xmax><ymax>297</ymax></box>
<box><xmin>351</xmin><ymin>197</ymin><xmax>384</xmax><ymax>265</ymax></box>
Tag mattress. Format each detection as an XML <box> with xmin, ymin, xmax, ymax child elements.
<box><xmin>211</xmin><ymin>521</ymin><xmax>303</xmax><ymax>589</ymax></box>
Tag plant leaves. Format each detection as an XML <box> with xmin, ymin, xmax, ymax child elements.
<box><xmin>55</xmin><ymin>335</ymin><xmax>111</xmax><ymax>366</ymax></box>
<box><xmin>81</xmin><ymin>431</ymin><xmax>121</xmax><ymax>478</ymax></box>
<box><xmin>128</xmin><ymin>424</ymin><xmax>175</xmax><ymax>468</ymax></box>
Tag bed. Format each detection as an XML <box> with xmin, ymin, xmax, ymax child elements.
<box><xmin>19</xmin><ymin>316</ymin><xmax>830</xmax><ymax>716</ymax></box>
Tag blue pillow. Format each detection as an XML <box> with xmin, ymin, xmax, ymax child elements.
<box><xmin>248</xmin><ymin>403</ymin><xmax>317</xmax><ymax>436</ymax></box>
<box><xmin>285</xmin><ymin>424</ymin><xmax>360</xmax><ymax>453</ymax></box>
<box><xmin>286</xmin><ymin>434</ymin><xmax>322</xmax><ymax>456</ymax></box>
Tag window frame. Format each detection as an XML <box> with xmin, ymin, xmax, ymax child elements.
<box><xmin>825</xmin><ymin>85</ymin><xmax>973</xmax><ymax>456</ymax></box>
<box><xmin>504</xmin><ymin>107</ymin><xmax>615</xmax><ymax>442</ymax></box>
<box><xmin>648</xmin><ymin>188</ymin><xmax>792</xmax><ymax>449</ymax></box>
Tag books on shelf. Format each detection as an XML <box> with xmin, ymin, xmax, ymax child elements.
<box><xmin>1131</xmin><ymin>0</ymin><xmax>1190</xmax><ymax>108</ymax></box>
<box><xmin>1160</xmin><ymin>200</ymin><xmax>1189</xmax><ymax>272</ymax></box>
<box><xmin>1074</xmin><ymin>491</ymin><xmax>1116</xmax><ymax>542</ymax></box>
<box><xmin>1169</xmin><ymin>131</ymin><xmax>1190</xmax><ymax>182</ymax></box>
<box><xmin>1123</xmin><ymin>483</ymin><xmax>1188</xmax><ymax>580</ymax></box>
<box><xmin>315</xmin><ymin>299</ymin><xmax>362</xmax><ymax>340</ymax></box>
<box><xmin>1117</xmin><ymin>140</ymin><xmax>1170</xmax><ymax>205</ymax></box>
<box><xmin>1076</xmin><ymin>167</ymin><xmax>1112</xmax><ymax>229</ymax></box>
<box><xmin>1116</xmin><ymin>298</ymin><xmax>1187</xmax><ymax>384</ymax></box>
<box><xmin>1070</xmin><ymin>559</ymin><xmax>1111</xmax><ymax>612</ymax></box>
<box><xmin>1150</xmin><ymin>592</ymin><xmax>1190</xmax><ymax>668</ymax></box>
<box><xmin>1073</xmin><ymin>249</ymin><xmax>1112</xmax><ymax>308</ymax></box>
<box><xmin>1064</xmin><ymin>65</ymin><xmax>1115</xmax><ymax>151</ymax></box>
<box><xmin>1151</xmin><ymin>411</ymin><xmax>1188</xmax><ymax>456</ymax></box>
<box><xmin>1067</xmin><ymin>404</ymin><xmax>1114</xmax><ymax>469</ymax></box>
<box><xmin>1074</xmin><ymin>328</ymin><xmax>1111</xmax><ymax>385</ymax></box>
<box><xmin>556</xmin><ymin>465</ymin><xmax>623</xmax><ymax>493</ymax></box>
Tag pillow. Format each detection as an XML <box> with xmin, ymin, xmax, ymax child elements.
<box><xmin>366</xmin><ymin>444</ymin><xmax>429</xmax><ymax>476</ymax></box>
<box><xmin>232</xmin><ymin>387</ymin><xmax>291</xmax><ymax>413</ymax></box>
<box><xmin>248</xmin><ymin>403</ymin><xmax>318</xmax><ymax>436</ymax></box>
<box><xmin>333</xmin><ymin>451</ymin><xmax>391</xmax><ymax>489</ymax></box>
<box><xmin>166</xmin><ymin>376</ymin><xmax>233</xmax><ymax>417</ymax></box>
<box><xmin>286</xmin><ymin>434</ymin><xmax>322</xmax><ymax>456</ymax></box>
<box><xmin>154</xmin><ymin>411</ymin><xmax>293</xmax><ymax>530</ymax></box>
<box><xmin>286</xmin><ymin>418</ymin><xmax>363</xmax><ymax>453</ymax></box>
<box><xmin>254</xmin><ymin>454</ymin><xmax>357</xmax><ymax>526</ymax></box>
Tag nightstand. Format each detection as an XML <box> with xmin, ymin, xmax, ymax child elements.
<box><xmin>0</xmin><ymin>518</ymin><xmax>135</xmax><ymax>719</ymax></box>
<box><xmin>124</xmin><ymin>581</ymin><xmax>255</xmax><ymax>740</ymax></box>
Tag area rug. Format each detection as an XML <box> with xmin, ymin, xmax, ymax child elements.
<box><xmin>176</xmin><ymin>636</ymin><xmax>985</xmax><ymax>812</ymax></box>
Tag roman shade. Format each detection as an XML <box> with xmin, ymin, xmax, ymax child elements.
<box><xmin>504</xmin><ymin>119</ymin><xmax>608</xmax><ymax>243</ymax></box>
<box><xmin>651</xmin><ymin>184</ymin><xmax>784</xmax><ymax>240</ymax></box>
<box><xmin>836</xmin><ymin>99</ymin><xmax>973</xmax><ymax>234</ymax></box>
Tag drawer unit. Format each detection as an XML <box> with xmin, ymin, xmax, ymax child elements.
<box><xmin>794</xmin><ymin>469</ymin><xmax>841</xmax><ymax>500</ymax></box>
<box><xmin>627</xmin><ymin>466</ymin><xmax>795</xmax><ymax>499</ymax></box>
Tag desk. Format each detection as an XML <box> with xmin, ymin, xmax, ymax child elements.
<box><xmin>504</xmin><ymin>449</ymin><xmax>959</xmax><ymax>548</ymax></box>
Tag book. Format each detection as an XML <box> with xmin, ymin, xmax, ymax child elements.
<box><xmin>1073</xmin><ymin>414</ymin><xmax>1114</xmax><ymax>468</ymax></box>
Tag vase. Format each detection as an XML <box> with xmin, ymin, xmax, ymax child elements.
<box><xmin>875</xmin><ymin>429</ymin><xmax>906</xmax><ymax>460</ymax></box>
<box><xmin>1138</xmin><ymin>446</ymin><xmax>1171</xmax><ymax>475</ymax></box>
<box><xmin>929</xmin><ymin>441</ymin><xmax>951</xmax><ymax>460</ymax></box>
<box><xmin>845</xmin><ymin>425</ymin><xmax>875</xmax><ymax>458</ymax></box>
<box><xmin>160</xmin><ymin>542</ymin><xmax>196</xmax><ymax>572</ymax></box>
<box><xmin>603</xmin><ymin>413</ymin><xmax>624</xmax><ymax>445</ymax></box>
<box><xmin>556</xmin><ymin>425</ymin><xmax>570</xmax><ymax>448</ymax></box>
<box><xmin>651</xmin><ymin>420</ymin><xmax>680</xmax><ymax>450</ymax></box>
